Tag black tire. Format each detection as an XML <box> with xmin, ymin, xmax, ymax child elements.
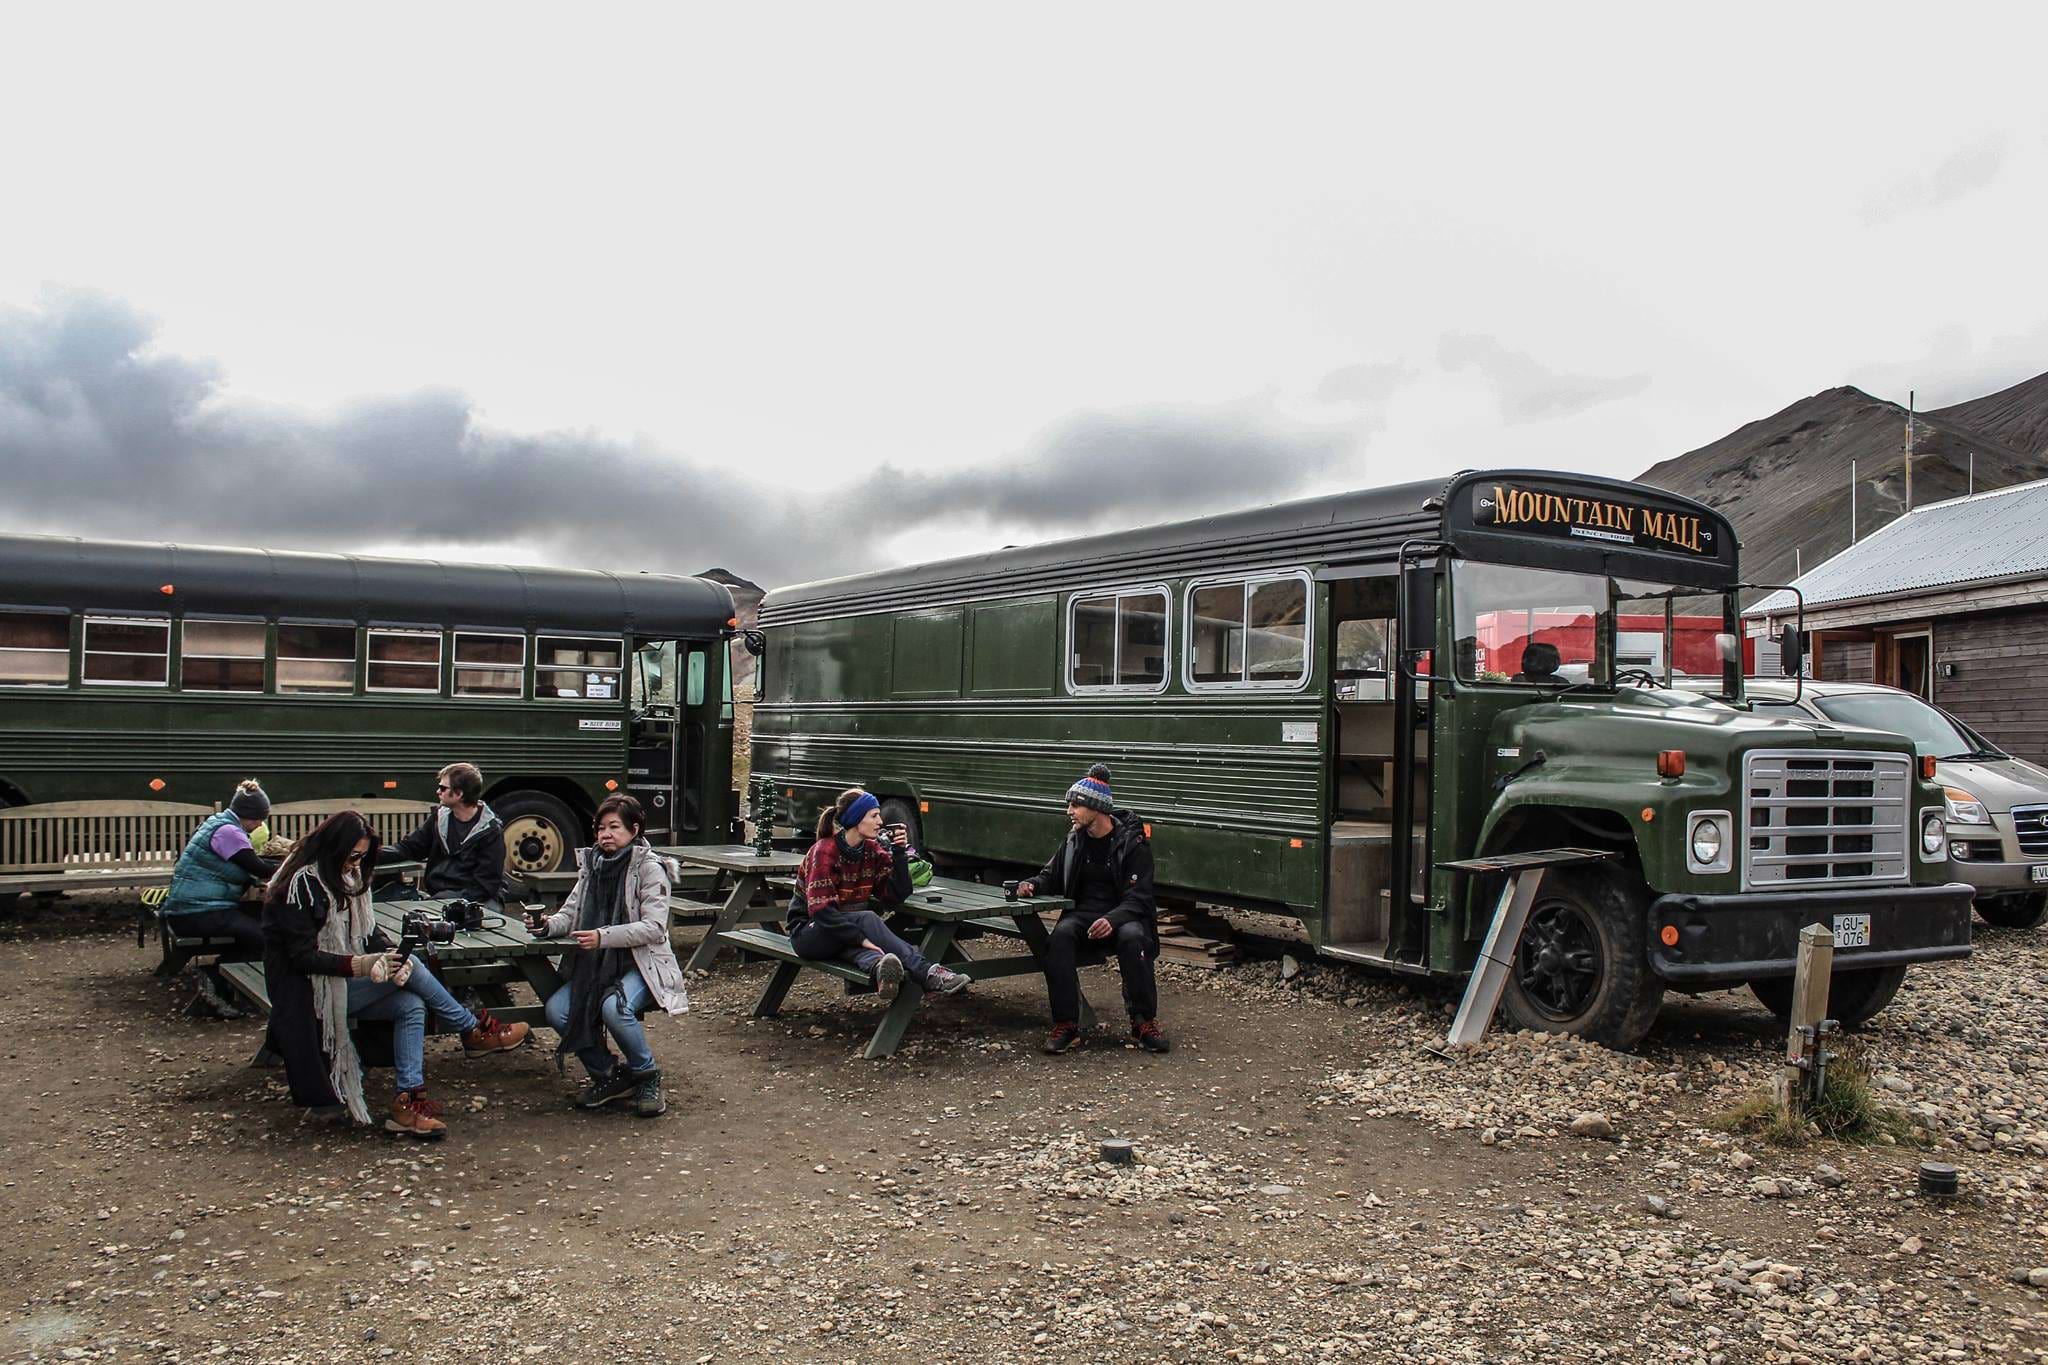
<box><xmin>878</xmin><ymin>797</ymin><xmax>923</xmax><ymax>855</ymax></box>
<box><xmin>1976</xmin><ymin>892</ymin><xmax>2048</xmax><ymax>930</ymax></box>
<box><xmin>1748</xmin><ymin>965</ymin><xmax>1908</xmax><ymax>1030</ymax></box>
<box><xmin>1500</xmin><ymin>865</ymin><xmax>1665</xmax><ymax>1050</ymax></box>
<box><xmin>492</xmin><ymin>791</ymin><xmax>583</xmax><ymax>878</ymax></box>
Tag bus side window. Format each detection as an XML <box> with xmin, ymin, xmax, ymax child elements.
<box><xmin>686</xmin><ymin>648</ymin><xmax>706</xmax><ymax>707</ymax></box>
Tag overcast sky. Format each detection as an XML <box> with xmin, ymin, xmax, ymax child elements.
<box><xmin>3</xmin><ymin>2</ymin><xmax>2046</xmax><ymax>587</ymax></box>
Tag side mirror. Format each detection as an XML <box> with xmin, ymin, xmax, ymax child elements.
<box><xmin>1778</xmin><ymin>626</ymin><xmax>1805</xmax><ymax>678</ymax></box>
<box><xmin>1399</xmin><ymin>562</ymin><xmax>1437</xmax><ymax>651</ymax></box>
<box><xmin>1714</xmin><ymin>631</ymin><xmax>1740</xmax><ymax>664</ymax></box>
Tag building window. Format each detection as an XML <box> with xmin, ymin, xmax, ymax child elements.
<box><xmin>82</xmin><ymin>616</ymin><xmax>170</xmax><ymax>686</ymax></box>
<box><xmin>454</xmin><ymin>632</ymin><xmax>525</xmax><ymax>698</ymax></box>
<box><xmin>536</xmin><ymin>636</ymin><xmax>624</xmax><ymax>700</ymax></box>
<box><xmin>0</xmin><ymin>610</ymin><xmax>70</xmax><ymax>686</ymax></box>
<box><xmin>1069</xmin><ymin>588</ymin><xmax>1170</xmax><ymax>692</ymax></box>
<box><xmin>1185</xmin><ymin>573</ymin><xmax>1310</xmax><ymax>689</ymax></box>
<box><xmin>182</xmin><ymin>620</ymin><xmax>266</xmax><ymax>692</ymax></box>
<box><xmin>276</xmin><ymin>624</ymin><xmax>357</xmax><ymax>693</ymax></box>
<box><xmin>368</xmin><ymin>629</ymin><xmax>443</xmax><ymax>693</ymax></box>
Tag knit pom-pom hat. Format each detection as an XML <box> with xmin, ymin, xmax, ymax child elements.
<box><xmin>1065</xmin><ymin>763</ymin><xmax>1115</xmax><ymax>814</ymax></box>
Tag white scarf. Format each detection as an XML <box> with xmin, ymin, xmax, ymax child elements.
<box><xmin>283</xmin><ymin>864</ymin><xmax>376</xmax><ymax>1125</ymax></box>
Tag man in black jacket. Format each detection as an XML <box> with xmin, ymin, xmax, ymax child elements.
<box><xmin>1017</xmin><ymin>763</ymin><xmax>1169</xmax><ymax>1055</ymax></box>
<box><xmin>383</xmin><ymin>763</ymin><xmax>511</xmax><ymax>909</ymax></box>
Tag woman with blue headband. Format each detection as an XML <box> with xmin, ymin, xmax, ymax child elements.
<box><xmin>787</xmin><ymin>788</ymin><xmax>970</xmax><ymax>998</ymax></box>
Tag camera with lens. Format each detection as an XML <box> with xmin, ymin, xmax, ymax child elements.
<box><xmin>443</xmin><ymin>898</ymin><xmax>488</xmax><ymax>932</ymax></box>
<box><xmin>401</xmin><ymin>909</ymin><xmax>459</xmax><ymax>945</ymax></box>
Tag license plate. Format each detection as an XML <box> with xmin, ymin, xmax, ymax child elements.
<box><xmin>2031</xmin><ymin>865</ymin><xmax>2048</xmax><ymax>885</ymax></box>
<box><xmin>1832</xmin><ymin>913</ymin><xmax>1872</xmax><ymax>948</ymax></box>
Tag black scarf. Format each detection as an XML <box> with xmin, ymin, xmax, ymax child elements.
<box><xmin>557</xmin><ymin>845</ymin><xmax>637</xmax><ymax>1070</ymax></box>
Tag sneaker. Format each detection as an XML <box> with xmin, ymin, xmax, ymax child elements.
<box><xmin>1044</xmin><ymin>1022</ymin><xmax>1084</xmax><ymax>1055</ymax></box>
<box><xmin>461</xmin><ymin>1010</ymin><xmax>531</xmax><ymax>1056</ymax></box>
<box><xmin>631</xmin><ymin>1067</ymin><xmax>667</xmax><ymax>1118</ymax></box>
<box><xmin>925</xmin><ymin>966</ymin><xmax>971</xmax><ymax>996</ymax></box>
<box><xmin>386</xmin><ymin>1089</ymin><xmax>447</xmax><ymax>1140</ymax></box>
<box><xmin>1132</xmin><ymin>1017</ymin><xmax>1171</xmax><ymax>1054</ymax></box>
<box><xmin>873</xmin><ymin>953</ymin><xmax>906</xmax><ymax>997</ymax></box>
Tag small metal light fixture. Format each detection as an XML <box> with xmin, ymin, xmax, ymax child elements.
<box><xmin>1918</xmin><ymin>1161</ymin><xmax>1959</xmax><ymax>1199</ymax></box>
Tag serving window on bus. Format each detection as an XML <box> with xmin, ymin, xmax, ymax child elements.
<box><xmin>537</xmin><ymin>636</ymin><xmax>624</xmax><ymax>701</ymax></box>
<box><xmin>1184</xmin><ymin>571</ymin><xmax>1312</xmax><ymax>691</ymax></box>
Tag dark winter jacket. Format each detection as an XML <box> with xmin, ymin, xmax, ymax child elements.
<box><xmin>384</xmin><ymin>802</ymin><xmax>509</xmax><ymax>901</ymax></box>
<box><xmin>261</xmin><ymin>856</ymin><xmax>392</xmax><ymax>1112</ymax></box>
<box><xmin>1030</xmin><ymin>808</ymin><xmax>1156</xmax><ymax>941</ymax></box>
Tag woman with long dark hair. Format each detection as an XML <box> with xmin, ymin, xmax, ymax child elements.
<box><xmin>527</xmin><ymin>795</ymin><xmax>689</xmax><ymax>1117</ymax></box>
<box><xmin>261</xmin><ymin>809</ymin><xmax>529</xmax><ymax>1138</ymax></box>
<box><xmin>786</xmin><ymin>788</ymin><xmax>970</xmax><ymax>998</ymax></box>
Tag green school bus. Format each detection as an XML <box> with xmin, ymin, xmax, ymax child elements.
<box><xmin>0</xmin><ymin>532</ymin><xmax>739</xmax><ymax>873</ymax></box>
<box><xmin>750</xmin><ymin>469</ymin><xmax>1972</xmax><ymax>1047</ymax></box>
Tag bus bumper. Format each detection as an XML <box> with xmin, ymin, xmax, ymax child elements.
<box><xmin>1647</xmin><ymin>883</ymin><xmax>1974</xmax><ymax>985</ymax></box>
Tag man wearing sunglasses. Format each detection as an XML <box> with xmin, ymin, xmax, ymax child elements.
<box><xmin>383</xmin><ymin>763</ymin><xmax>510</xmax><ymax>911</ymax></box>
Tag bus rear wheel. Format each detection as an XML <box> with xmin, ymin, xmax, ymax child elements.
<box><xmin>494</xmin><ymin>792</ymin><xmax>582</xmax><ymax>877</ymax></box>
<box><xmin>1748</xmin><ymin>965</ymin><xmax>1908</xmax><ymax>1030</ymax></box>
<box><xmin>1500</xmin><ymin>866</ymin><xmax>1664</xmax><ymax>1050</ymax></box>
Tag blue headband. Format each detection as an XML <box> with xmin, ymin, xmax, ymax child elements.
<box><xmin>838</xmin><ymin>792</ymin><xmax>880</xmax><ymax>829</ymax></box>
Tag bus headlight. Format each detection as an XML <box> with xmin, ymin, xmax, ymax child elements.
<box><xmin>1943</xmin><ymin>786</ymin><xmax>1988</xmax><ymax>826</ymax></box>
<box><xmin>1920</xmin><ymin>811</ymin><xmax>1947</xmax><ymax>859</ymax></box>
<box><xmin>1686</xmin><ymin>811</ymin><xmax>1731</xmax><ymax>874</ymax></box>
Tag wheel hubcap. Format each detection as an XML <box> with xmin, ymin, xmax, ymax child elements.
<box><xmin>503</xmin><ymin>815</ymin><xmax>563</xmax><ymax>874</ymax></box>
<box><xmin>1515</xmin><ymin>899</ymin><xmax>1602</xmax><ymax>1020</ymax></box>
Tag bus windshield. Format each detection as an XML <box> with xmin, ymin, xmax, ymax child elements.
<box><xmin>1453</xmin><ymin>563</ymin><xmax>1736</xmax><ymax>690</ymax></box>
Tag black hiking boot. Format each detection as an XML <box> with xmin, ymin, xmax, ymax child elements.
<box><xmin>576</xmin><ymin>1065</ymin><xmax>636</xmax><ymax>1109</ymax></box>
<box><xmin>631</xmin><ymin>1067</ymin><xmax>667</xmax><ymax>1118</ymax></box>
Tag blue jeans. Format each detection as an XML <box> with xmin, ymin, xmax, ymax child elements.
<box><xmin>791</xmin><ymin>909</ymin><xmax>935</xmax><ymax>983</ymax></box>
<box><xmin>347</xmin><ymin>958</ymin><xmax>478</xmax><ymax>1092</ymax></box>
<box><xmin>544</xmin><ymin>969</ymin><xmax>655</xmax><ymax>1075</ymax></box>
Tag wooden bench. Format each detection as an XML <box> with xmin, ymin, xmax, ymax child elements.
<box><xmin>720</xmin><ymin>925</ymin><xmax>876</xmax><ymax>1000</ymax></box>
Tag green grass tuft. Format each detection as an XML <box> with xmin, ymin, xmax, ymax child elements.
<box><xmin>1710</xmin><ymin>1044</ymin><xmax>1917</xmax><ymax>1148</ymax></box>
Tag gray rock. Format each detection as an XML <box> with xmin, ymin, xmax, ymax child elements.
<box><xmin>1569</xmin><ymin>1112</ymin><xmax>1614</xmax><ymax>1139</ymax></box>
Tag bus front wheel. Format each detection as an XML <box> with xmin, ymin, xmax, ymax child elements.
<box><xmin>1500</xmin><ymin>866</ymin><xmax>1664</xmax><ymax>1050</ymax></box>
<box><xmin>494</xmin><ymin>792</ymin><xmax>582</xmax><ymax>877</ymax></box>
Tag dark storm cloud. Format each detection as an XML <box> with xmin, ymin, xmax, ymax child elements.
<box><xmin>0</xmin><ymin>290</ymin><xmax>1360</xmax><ymax>587</ymax></box>
<box><xmin>1437</xmin><ymin>331</ymin><xmax>1650</xmax><ymax>423</ymax></box>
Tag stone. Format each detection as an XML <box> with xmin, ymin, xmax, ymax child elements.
<box><xmin>1644</xmin><ymin>1195</ymin><xmax>1675</xmax><ymax>1218</ymax></box>
<box><xmin>1813</xmin><ymin>1164</ymin><xmax>1846</xmax><ymax>1188</ymax></box>
<box><xmin>1569</xmin><ymin>1112</ymin><xmax>1614</xmax><ymax>1139</ymax></box>
<box><xmin>1280</xmin><ymin>955</ymin><xmax>1302</xmax><ymax>982</ymax></box>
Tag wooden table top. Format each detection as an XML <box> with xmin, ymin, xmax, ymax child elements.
<box><xmin>891</xmin><ymin>875</ymin><xmax>1073</xmax><ymax>923</ymax></box>
<box><xmin>375</xmin><ymin>898</ymin><xmax>560</xmax><ymax>962</ymax></box>
<box><xmin>664</xmin><ymin>843</ymin><xmax>805</xmax><ymax>873</ymax></box>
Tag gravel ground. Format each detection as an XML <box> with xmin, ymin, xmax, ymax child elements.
<box><xmin>4</xmin><ymin>895</ymin><xmax>2048</xmax><ymax>1363</ymax></box>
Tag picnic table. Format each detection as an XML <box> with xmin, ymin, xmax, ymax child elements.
<box><xmin>718</xmin><ymin>875</ymin><xmax>1089</xmax><ymax>1059</ymax></box>
<box><xmin>513</xmin><ymin>857</ymin><xmax>719</xmax><ymax>909</ymax></box>
<box><xmin>217</xmin><ymin>896</ymin><xmax>568</xmax><ymax>1030</ymax></box>
<box><xmin>675</xmin><ymin>844</ymin><xmax>806</xmax><ymax>973</ymax></box>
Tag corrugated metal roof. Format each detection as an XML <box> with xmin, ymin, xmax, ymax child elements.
<box><xmin>1748</xmin><ymin>475</ymin><xmax>2048</xmax><ymax>618</ymax></box>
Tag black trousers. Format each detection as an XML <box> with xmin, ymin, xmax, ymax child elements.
<box><xmin>1043</xmin><ymin>912</ymin><xmax>1157</xmax><ymax>1024</ymax></box>
<box><xmin>169</xmin><ymin>906</ymin><xmax>265</xmax><ymax>960</ymax></box>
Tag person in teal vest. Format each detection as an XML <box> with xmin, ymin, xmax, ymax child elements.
<box><xmin>162</xmin><ymin>779</ymin><xmax>281</xmax><ymax>960</ymax></box>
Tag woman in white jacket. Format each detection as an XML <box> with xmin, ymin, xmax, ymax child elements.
<box><xmin>526</xmin><ymin>794</ymin><xmax>688</xmax><ymax>1116</ymax></box>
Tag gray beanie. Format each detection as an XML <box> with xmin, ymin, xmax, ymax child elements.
<box><xmin>228</xmin><ymin>780</ymin><xmax>270</xmax><ymax>821</ymax></box>
<box><xmin>1064</xmin><ymin>763</ymin><xmax>1115</xmax><ymax>814</ymax></box>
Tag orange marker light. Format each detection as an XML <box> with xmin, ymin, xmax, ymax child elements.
<box><xmin>1640</xmin><ymin>806</ymin><xmax>1655</xmax><ymax>822</ymax></box>
<box><xmin>919</xmin><ymin>800</ymin><xmax>929</xmax><ymax>814</ymax></box>
<box><xmin>1655</xmin><ymin>749</ymin><xmax>1686</xmax><ymax>779</ymax></box>
<box><xmin>159</xmin><ymin>584</ymin><xmax>175</xmax><ymax>596</ymax></box>
<box><xmin>383</xmin><ymin>780</ymin><xmax>398</xmax><ymax>789</ymax></box>
<box><xmin>1660</xmin><ymin>925</ymin><xmax>1680</xmax><ymax>947</ymax></box>
<box><xmin>148</xmin><ymin>778</ymin><xmax>166</xmax><ymax>792</ymax></box>
<box><xmin>1289</xmin><ymin>838</ymin><xmax>1304</xmax><ymax>849</ymax></box>
<box><xmin>605</xmin><ymin>779</ymin><xmax>619</xmax><ymax>791</ymax></box>
<box><xmin>1920</xmin><ymin>754</ymin><xmax>1938</xmax><ymax>780</ymax></box>
<box><xmin>1143</xmin><ymin>823</ymin><xmax>1153</xmax><ymax>839</ymax></box>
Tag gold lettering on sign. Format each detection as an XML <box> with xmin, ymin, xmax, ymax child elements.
<box><xmin>1491</xmin><ymin>484</ymin><xmax>1705</xmax><ymax>553</ymax></box>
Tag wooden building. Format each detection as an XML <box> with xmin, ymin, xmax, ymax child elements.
<box><xmin>1746</xmin><ymin>477</ymin><xmax>2048</xmax><ymax>764</ymax></box>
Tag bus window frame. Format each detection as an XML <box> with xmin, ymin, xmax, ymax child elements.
<box><xmin>1448</xmin><ymin>560</ymin><xmax>1616</xmax><ymax>690</ymax></box>
<box><xmin>366</xmin><ymin>627</ymin><xmax>446</xmax><ymax>696</ymax></box>
<box><xmin>179</xmin><ymin>617</ymin><xmax>269</xmax><ymax>694</ymax></box>
<box><xmin>1182</xmin><ymin>569</ymin><xmax>1314</xmax><ymax>693</ymax></box>
<box><xmin>1064</xmin><ymin>583</ymin><xmax>1173</xmax><ymax>697</ymax></box>
<box><xmin>452</xmin><ymin>630</ymin><xmax>527</xmax><ymax>700</ymax></box>
<box><xmin>535</xmin><ymin>633</ymin><xmax>626</xmax><ymax>704</ymax></box>
<box><xmin>81</xmin><ymin>614</ymin><xmax>172</xmax><ymax>689</ymax></box>
<box><xmin>274</xmin><ymin>620</ymin><xmax>361</xmax><ymax>696</ymax></box>
<box><xmin>0</xmin><ymin>606</ymin><xmax>75</xmax><ymax>688</ymax></box>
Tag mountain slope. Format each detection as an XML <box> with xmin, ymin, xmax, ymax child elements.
<box><xmin>1639</xmin><ymin>384</ymin><xmax>2045</xmax><ymax>595</ymax></box>
<box><xmin>1928</xmin><ymin>370</ymin><xmax>2048</xmax><ymax>458</ymax></box>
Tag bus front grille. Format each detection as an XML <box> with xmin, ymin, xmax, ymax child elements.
<box><xmin>1742</xmin><ymin>749</ymin><xmax>1910</xmax><ymax>891</ymax></box>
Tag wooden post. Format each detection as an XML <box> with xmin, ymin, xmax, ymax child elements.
<box><xmin>1773</xmin><ymin>923</ymin><xmax>1835</xmax><ymax>1113</ymax></box>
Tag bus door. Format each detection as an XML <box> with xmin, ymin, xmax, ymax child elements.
<box><xmin>629</xmin><ymin>640</ymin><xmax>681</xmax><ymax>841</ymax></box>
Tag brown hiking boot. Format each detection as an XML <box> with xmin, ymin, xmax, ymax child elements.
<box><xmin>387</xmin><ymin>1089</ymin><xmax>447</xmax><ymax>1140</ymax></box>
<box><xmin>461</xmin><ymin>1010</ymin><xmax>531</xmax><ymax>1056</ymax></box>
<box><xmin>1043</xmin><ymin>1022</ymin><xmax>1084</xmax><ymax>1055</ymax></box>
<box><xmin>1131</xmin><ymin>1017</ymin><xmax>1171</xmax><ymax>1054</ymax></box>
